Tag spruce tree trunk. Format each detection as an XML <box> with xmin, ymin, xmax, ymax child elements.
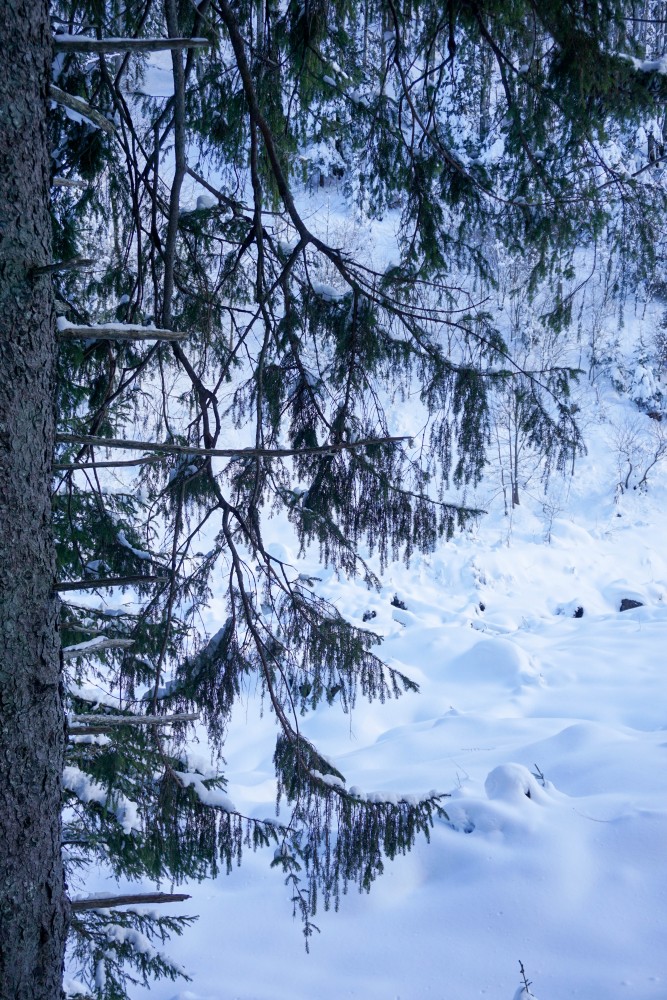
<box><xmin>0</xmin><ymin>2</ymin><xmax>68</xmax><ymax>997</ymax></box>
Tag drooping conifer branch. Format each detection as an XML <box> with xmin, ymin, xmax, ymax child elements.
<box><xmin>162</xmin><ymin>0</ymin><xmax>188</xmax><ymax>332</ymax></box>
<box><xmin>45</xmin><ymin>2</ymin><xmax>667</xmax><ymax>993</ymax></box>
<box><xmin>213</xmin><ymin>0</ymin><xmax>309</xmax><ymax>241</ymax></box>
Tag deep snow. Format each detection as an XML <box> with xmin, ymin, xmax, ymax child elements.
<box><xmin>70</xmin><ymin>377</ymin><xmax>667</xmax><ymax>1000</ymax></box>
<box><xmin>63</xmin><ymin>59</ymin><xmax>667</xmax><ymax>994</ymax></box>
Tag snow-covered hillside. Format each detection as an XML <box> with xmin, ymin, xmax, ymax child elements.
<box><xmin>70</xmin><ymin>354</ymin><xmax>665</xmax><ymax>1000</ymax></box>
<box><xmin>64</xmin><ymin>61</ymin><xmax>667</xmax><ymax>998</ymax></box>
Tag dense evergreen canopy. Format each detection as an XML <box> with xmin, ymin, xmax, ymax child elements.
<box><xmin>3</xmin><ymin>1</ymin><xmax>667</xmax><ymax>996</ymax></box>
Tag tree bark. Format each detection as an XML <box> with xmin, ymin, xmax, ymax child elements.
<box><xmin>0</xmin><ymin>2</ymin><xmax>68</xmax><ymax>997</ymax></box>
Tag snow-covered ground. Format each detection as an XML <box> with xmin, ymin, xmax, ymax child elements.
<box><xmin>106</xmin><ymin>376</ymin><xmax>666</xmax><ymax>1000</ymax></box>
<box><xmin>68</xmin><ymin>59</ymin><xmax>667</xmax><ymax>993</ymax></box>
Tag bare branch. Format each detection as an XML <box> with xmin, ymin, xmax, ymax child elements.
<box><xmin>49</xmin><ymin>85</ymin><xmax>117</xmax><ymax>136</ymax></box>
<box><xmin>53</xmin><ymin>35</ymin><xmax>210</xmax><ymax>54</ymax></box>
<box><xmin>55</xmin><ymin>575</ymin><xmax>168</xmax><ymax>592</ymax></box>
<box><xmin>52</xmin><ymin>177</ymin><xmax>88</xmax><ymax>189</ymax></box>
<box><xmin>57</xmin><ymin>324</ymin><xmax>187</xmax><ymax>342</ymax></box>
<box><xmin>69</xmin><ymin>712</ymin><xmax>199</xmax><ymax>735</ymax></box>
<box><xmin>31</xmin><ymin>257</ymin><xmax>95</xmax><ymax>277</ymax></box>
<box><xmin>55</xmin><ymin>432</ymin><xmax>410</xmax><ymax>460</ymax></box>
<box><xmin>70</xmin><ymin>892</ymin><xmax>191</xmax><ymax>912</ymax></box>
<box><xmin>54</xmin><ymin>455</ymin><xmax>166</xmax><ymax>471</ymax></box>
<box><xmin>62</xmin><ymin>637</ymin><xmax>135</xmax><ymax>659</ymax></box>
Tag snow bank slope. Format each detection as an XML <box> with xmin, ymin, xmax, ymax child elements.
<box><xmin>130</xmin><ymin>418</ymin><xmax>667</xmax><ymax>1000</ymax></box>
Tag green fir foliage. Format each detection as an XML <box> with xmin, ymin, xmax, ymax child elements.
<box><xmin>47</xmin><ymin>0</ymin><xmax>667</xmax><ymax>994</ymax></box>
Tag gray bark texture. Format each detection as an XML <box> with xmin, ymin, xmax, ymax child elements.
<box><xmin>0</xmin><ymin>1</ymin><xmax>68</xmax><ymax>997</ymax></box>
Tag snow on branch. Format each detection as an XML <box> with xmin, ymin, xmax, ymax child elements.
<box><xmin>55</xmin><ymin>432</ymin><xmax>411</xmax><ymax>461</ymax></box>
<box><xmin>49</xmin><ymin>86</ymin><xmax>116</xmax><ymax>135</ymax></box>
<box><xmin>53</xmin><ymin>177</ymin><xmax>88</xmax><ymax>189</ymax></box>
<box><xmin>56</xmin><ymin>575</ymin><xmax>168</xmax><ymax>592</ymax></box>
<box><xmin>172</xmin><ymin>771</ymin><xmax>236</xmax><ymax>812</ymax></box>
<box><xmin>69</xmin><ymin>712</ymin><xmax>199</xmax><ymax>734</ymax></box>
<box><xmin>63</xmin><ymin>765</ymin><xmax>141</xmax><ymax>833</ymax></box>
<box><xmin>621</xmin><ymin>53</ymin><xmax>667</xmax><ymax>74</ymax></box>
<box><xmin>62</xmin><ymin>637</ymin><xmax>135</xmax><ymax>659</ymax></box>
<box><xmin>31</xmin><ymin>257</ymin><xmax>94</xmax><ymax>277</ymax></box>
<box><xmin>54</xmin><ymin>455</ymin><xmax>166</xmax><ymax>471</ymax></box>
<box><xmin>53</xmin><ymin>35</ymin><xmax>210</xmax><ymax>54</ymax></box>
<box><xmin>70</xmin><ymin>892</ymin><xmax>191</xmax><ymax>912</ymax></box>
<box><xmin>57</xmin><ymin>318</ymin><xmax>187</xmax><ymax>342</ymax></box>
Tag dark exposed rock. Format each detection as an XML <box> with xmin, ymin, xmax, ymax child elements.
<box><xmin>620</xmin><ymin>598</ymin><xmax>643</xmax><ymax>612</ymax></box>
<box><xmin>362</xmin><ymin>609</ymin><xmax>377</xmax><ymax>622</ymax></box>
<box><xmin>391</xmin><ymin>595</ymin><xmax>408</xmax><ymax>610</ymax></box>
<box><xmin>573</xmin><ymin>606</ymin><xmax>584</xmax><ymax>618</ymax></box>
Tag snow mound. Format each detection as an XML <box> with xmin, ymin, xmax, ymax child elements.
<box><xmin>484</xmin><ymin>763</ymin><xmax>547</xmax><ymax>804</ymax></box>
